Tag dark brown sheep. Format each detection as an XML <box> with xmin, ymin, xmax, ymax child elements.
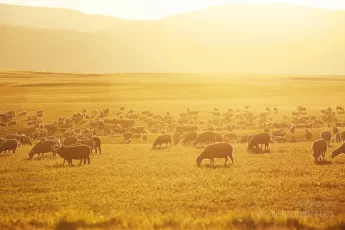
<box><xmin>28</xmin><ymin>140</ymin><xmax>59</xmax><ymax>159</ymax></box>
<box><xmin>153</xmin><ymin>135</ymin><xmax>171</xmax><ymax>149</ymax></box>
<box><xmin>312</xmin><ymin>139</ymin><xmax>328</xmax><ymax>161</ymax></box>
<box><xmin>63</xmin><ymin>136</ymin><xmax>78</xmax><ymax>146</ymax></box>
<box><xmin>331</xmin><ymin>143</ymin><xmax>345</xmax><ymax>159</ymax></box>
<box><xmin>182</xmin><ymin>131</ymin><xmax>198</xmax><ymax>145</ymax></box>
<box><xmin>0</xmin><ymin>139</ymin><xmax>18</xmax><ymax>154</ymax></box>
<box><xmin>196</xmin><ymin>143</ymin><xmax>234</xmax><ymax>167</ymax></box>
<box><xmin>52</xmin><ymin>144</ymin><xmax>91</xmax><ymax>166</ymax></box>
<box><xmin>320</xmin><ymin>130</ymin><xmax>332</xmax><ymax>143</ymax></box>
<box><xmin>248</xmin><ymin>132</ymin><xmax>271</xmax><ymax>152</ymax></box>
<box><xmin>193</xmin><ymin>132</ymin><xmax>216</xmax><ymax>147</ymax></box>
<box><xmin>92</xmin><ymin>137</ymin><xmax>102</xmax><ymax>154</ymax></box>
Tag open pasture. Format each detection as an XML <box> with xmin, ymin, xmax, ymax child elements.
<box><xmin>1</xmin><ymin>71</ymin><xmax>345</xmax><ymax>229</ymax></box>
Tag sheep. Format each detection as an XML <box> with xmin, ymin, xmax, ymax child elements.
<box><xmin>0</xmin><ymin>139</ymin><xmax>18</xmax><ymax>154</ymax></box>
<box><xmin>305</xmin><ymin>129</ymin><xmax>313</xmax><ymax>141</ymax></box>
<box><xmin>248</xmin><ymin>132</ymin><xmax>271</xmax><ymax>153</ymax></box>
<box><xmin>223</xmin><ymin>133</ymin><xmax>239</xmax><ymax>143</ymax></box>
<box><xmin>173</xmin><ymin>132</ymin><xmax>181</xmax><ymax>145</ymax></box>
<box><xmin>28</xmin><ymin>140</ymin><xmax>59</xmax><ymax>159</ymax></box>
<box><xmin>320</xmin><ymin>130</ymin><xmax>332</xmax><ymax>143</ymax></box>
<box><xmin>52</xmin><ymin>144</ymin><xmax>91</xmax><ymax>166</ymax></box>
<box><xmin>193</xmin><ymin>132</ymin><xmax>216</xmax><ymax>147</ymax></box>
<box><xmin>20</xmin><ymin>135</ymin><xmax>32</xmax><ymax>146</ymax></box>
<box><xmin>78</xmin><ymin>139</ymin><xmax>95</xmax><ymax>154</ymax></box>
<box><xmin>312</xmin><ymin>139</ymin><xmax>328</xmax><ymax>161</ymax></box>
<box><xmin>196</xmin><ymin>143</ymin><xmax>234</xmax><ymax>167</ymax></box>
<box><xmin>182</xmin><ymin>131</ymin><xmax>198</xmax><ymax>145</ymax></box>
<box><xmin>92</xmin><ymin>137</ymin><xmax>102</xmax><ymax>154</ymax></box>
<box><xmin>152</xmin><ymin>135</ymin><xmax>171</xmax><ymax>149</ymax></box>
<box><xmin>240</xmin><ymin>134</ymin><xmax>253</xmax><ymax>143</ymax></box>
<box><xmin>331</xmin><ymin>143</ymin><xmax>345</xmax><ymax>159</ymax></box>
<box><xmin>63</xmin><ymin>136</ymin><xmax>78</xmax><ymax>146</ymax></box>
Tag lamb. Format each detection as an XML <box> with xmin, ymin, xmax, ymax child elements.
<box><xmin>152</xmin><ymin>135</ymin><xmax>171</xmax><ymax>149</ymax></box>
<box><xmin>331</xmin><ymin>143</ymin><xmax>345</xmax><ymax>159</ymax></box>
<box><xmin>78</xmin><ymin>139</ymin><xmax>95</xmax><ymax>154</ymax></box>
<box><xmin>173</xmin><ymin>132</ymin><xmax>182</xmax><ymax>145</ymax></box>
<box><xmin>312</xmin><ymin>139</ymin><xmax>328</xmax><ymax>161</ymax></box>
<box><xmin>193</xmin><ymin>132</ymin><xmax>216</xmax><ymax>147</ymax></box>
<box><xmin>28</xmin><ymin>140</ymin><xmax>59</xmax><ymax>159</ymax></box>
<box><xmin>305</xmin><ymin>129</ymin><xmax>313</xmax><ymax>141</ymax></box>
<box><xmin>320</xmin><ymin>130</ymin><xmax>332</xmax><ymax>143</ymax></box>
<box><xmin>92</xmin><ymin>137</ymin><xmax>102</xmax><ymax>154</ymax></box>
<box><xmin>248</xmin><ymin>132</ymin><xmax>271</xmax><ymax>152</ymax></box>
<box><xmin>63</xmin><ymin>136</ymin><xmax>78</xmax><ymax>146</ymax></box>
<box><xmin>52</xmin><ymin>144</ymin><xmax>91</xmax><ymax>166</ymax></box>
<box><xmin>196</xmin><ymin>143</ymin><xmax>234</xmax><ymax>167</ymax></box>
<box><xmin>0</xmin><ymin>139</ymin><xmax>18</xmax><ymax>154</ymax></box>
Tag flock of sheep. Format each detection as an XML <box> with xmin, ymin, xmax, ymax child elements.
<box><xmin>1</xmin><ymin>105</ymin><xmax>345</xmax><ymax>166</ymax></box>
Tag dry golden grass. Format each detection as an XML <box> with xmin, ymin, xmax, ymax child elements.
<box><xmin>0</xmin><ymin>71</ymin><xmax>345</xmax><ymax>229</ymax></box>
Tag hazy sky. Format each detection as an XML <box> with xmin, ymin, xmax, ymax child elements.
<box><xmin>1</xmin><ymin>0</ymin><xmax>345</xmax><ymax>19</ymax></box>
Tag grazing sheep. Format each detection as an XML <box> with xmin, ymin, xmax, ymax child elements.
<box><xmin>21</xmin><ymin>135</ymin><xmax>32</xmax><ymax>146</ymax></box>
<box><xmin>320</xmin><ymin>130</ymin><xmax>332</xmax><ymax>143</ymax></box>
<box><xmin>78</xmin><ymin>139</ymin><xmax>95</xmax><ymax>154</ymax></box>
<box><xmin>182</xmin><ymin>131</ymin><xmax>198</xmax><ymax>145</ymax></box>
<box><xmin>52</xmin><ymin>144</ymin><xmax>91</xmax><ymax>166</ymax></box>
<box><xmin>92</xmin><ymin>137</ymin><xmax>102</xmax><ymax>154</ymax></box>
<box><xmin>305</xmin><ymin>129</ymin><xmax>313</xmax><ymax>141</ymax></box>
<box><xmin>28</xmin><ymin>140</ymin><xmax>59</xmax><ymax>159</ymax></box>
<box><xmin>193</xmin><ymin>132</ymin><xmax>216</xmax><ymax>147</ymax></box>
<box><xmin>223</xmin><ymin>133</ymin><xmax>239</xmax><ymax>143</ymax></box>
<box><xmin>63</xmin><ymin>136</ymin><xmax>78</xmax><ymax>146</ymax></box>
<box><xmin>0</xmin><ymin>139</ymin><xmax>18</xmax><ymax>154</ymax></box>
<box><xmin>312</xmin><ymin>139</ymin><xmax>328</xmax><ymax>161</ymax></box>
<box><xmin>331</xmin><ymin>143</ymin><xmax>345</xmax><ymax>159</ymax></box>
<box><xmin>196</xmin><ymin>143</ymin><xmax>234</xmax><ymax>167</ymax></box>
<box><xmin>173</xmin><ymin>132</ymin><xmax>181</xmax><ymax>145</ymax></box>
<box><xmin>248</xmin><ymin>132</ymin><xmax>271</xmax><ymax>152</ymax></box>
<box><xmin>153</xmin><ymin>135</ymin><xmax>171</xmax><ymax>149</ymax></box>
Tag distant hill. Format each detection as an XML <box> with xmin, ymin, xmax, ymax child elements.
<box><xmin>0</xmin><ymin>4</ymin><xmax>122</xmax><ymax>31</ymax></box>
<box><xmin>1</xmin><ymin>3</ymin><xmax>345</xmax><ymax>74</ymax></box>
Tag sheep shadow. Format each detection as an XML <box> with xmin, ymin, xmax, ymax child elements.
<box><xmin>314</xmin><ymin>160</ymin><xmax>332</xmax><ymax>165</ymax></box>
<box><xmin>151</xmin><ymin>146</ymin><xmax>171</xmax><ymax>150</ymax></box>
<box><xmin>198</xmin><ymin>164</ymin><xmax>232</xmax><ymax>169</ymax></box>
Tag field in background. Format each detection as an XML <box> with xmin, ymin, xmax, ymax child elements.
<box><xmin>1</xmin><ymin>71</ymin><xmax>345</xmax><ymax>229</ymax></box>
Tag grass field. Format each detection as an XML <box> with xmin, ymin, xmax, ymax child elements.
<box><xmin>1</xmin><ymin>71</ymin><xmax>345</xmax><ymax>229</ymax></box>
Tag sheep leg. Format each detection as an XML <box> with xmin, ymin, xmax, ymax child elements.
<box><xmin>224</xmin><ymin>157</ymin><xmax>228</xmax><ymax>166</ymax></box>
<box><xmin>79</xmin><ymin>160</ymin><xmax>82</xmax><ymax>166</ymax></box>
<box><xmin>94</xmin><ymin>147</ymin><xmax>97</xmax><ymax>154</ymax></box>
<box><xmin>230</xmin><ymin>156</ymin><xmax>234</xmax><ymax>165</ymax></box>
<box><xmin>84</xmin><ymin>158</ymin><xmax>86</xmax><ymax>164</ymax></box>
<box><xmin>87</xmin><ymin>157</ymin><xmax>90</xmax><ymax>164</ymax></box>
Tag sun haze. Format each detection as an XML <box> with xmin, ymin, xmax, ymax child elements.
<box><xmin>1</xmin><ymin>0</ymin><xmax>345</xmax><ymax>19</ymax></box>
